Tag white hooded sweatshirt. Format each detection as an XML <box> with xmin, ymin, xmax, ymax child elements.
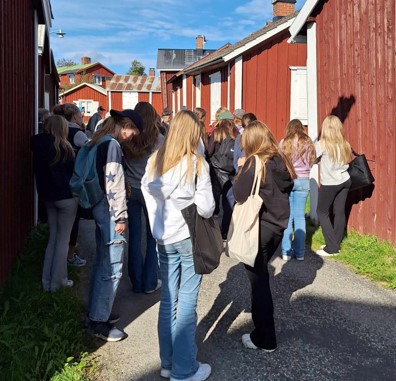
<box><xmin>141</xmin><ymin>156</ymin><xmax>215</xmax><ymax>245</ymax></box>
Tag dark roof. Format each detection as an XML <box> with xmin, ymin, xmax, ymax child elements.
<box><xmin>183</xmin><ymin>12</ymin><xmax>298</xmax><ymax>75</ymax></box>
<box><xmin>156</xmin><ymin>49</ymin><xmax>216</xmax><ymax>71</ymax></box>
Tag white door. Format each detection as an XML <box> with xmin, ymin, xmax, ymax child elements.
<box><xmin>210</xmin><ymin>71</ymin><xmax>221</xmax><ymax>123</ymax></box>
<box><xmin>122</xmin><ymin>91</ymin><xmax>139</xmax><ymax>109</ymax></box>
<box><xmin>290</xmin><ymin>67</ymin><xmax>308</xmax><ymax>125</ymax></box>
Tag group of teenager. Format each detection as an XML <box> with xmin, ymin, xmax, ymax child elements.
<box><xmin>32</xmin><ymin>100</ymin><xmax>353</xmax><ymax>381</ymax></box>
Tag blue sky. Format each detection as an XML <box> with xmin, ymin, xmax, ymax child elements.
<box><xmin>51</xmin><ymin>0</ymin><xmax>306</xmax><ymax>74</ymax></box>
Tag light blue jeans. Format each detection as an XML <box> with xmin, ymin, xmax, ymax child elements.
<box><xmin>88</xmin><ymin>197</ymin><xmax>126</xmax><ymax>322</ymax></box>
<box><xmin>127</xmin><ymin>187</ymin><xmax>158</xmax><ymax>293</ymax></box>
<box><xmin>157</xmin><ymin>238</ymin><xmax>202</xmax><ymax>380</ymax></box>
<box><xmin>281</xmin><ymin>177</ymin><xmax>310</xmax><ymax>259</ymax></box>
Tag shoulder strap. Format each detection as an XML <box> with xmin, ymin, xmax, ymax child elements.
<box><xmin>250</xmin><ymin>155</ymin><xmax>262</xmax><ymax>196</ymax></box>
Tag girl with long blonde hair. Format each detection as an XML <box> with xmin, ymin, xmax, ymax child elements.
<box><xmin>279</xmin><ymin>119</ymin><xmax>316</xmax><ymax>261</ymax></box>
<box><xmin>315</xmin><ymin>115</ymin><xmax>352</xmax><ymax>256</ymax></box>
<box><xmin>122</xmin><ymin>102</ymin><xmax>164</xmax><ymax>294</ymax></box>
<box><xmin>233</xmin><ymin>120</ymin><xmax>294</xmax><ymax>353</ymax></box>
<box><xmin>142</xmin><ymin>110</ymin><xmax>214</xmax><ymax>381</ymax></box>
<box><xmin>31</xmin><ymin>115</ymin><xmax>77</xmax><ymax>292</ymax></box>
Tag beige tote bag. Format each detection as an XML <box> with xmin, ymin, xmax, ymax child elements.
<box><xmin>226</xmin><ymin>155</ymin><xmax>263</xmax><ymax>267</ymax></box>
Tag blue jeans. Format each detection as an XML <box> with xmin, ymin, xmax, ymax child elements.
<box><xmin>157</xmin><ymin>238</ymin><xmax>202</xmax><ymax>380</ymax></box>
<box><xmin>127</xmin><ymin>187</ymin><xmax>158</xmax><ymax>293</ymax></box>
<box><xmin>88</xmin><ymin>197</ymin><xmax>126</xmax><ymax>322</ymax></box>
<box><xmin>281</xmin><ymin>178</ymin><xmax>310</xmax><ymax>258</ymax></box>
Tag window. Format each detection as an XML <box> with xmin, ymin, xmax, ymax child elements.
<box><xmin>77</xmin><ymin>100</ymin><xmax>97</xmax><ymax>116</ymax></box>
<box><xmin>93</xmin><ymin>74</ymin><xmax>102</xmax><ymax>85</ymax></box>
<box><xmin>209</xmin><ymin>71</ymin><xmax>221</xmax><ymax>123</ymax></box>
<box><xmin>122</xmin><ymin>92</ymin><xmax>139</xmax><ymax>109</ymax></box>
<box><xmin>290</xmin><ymin>67</ymin><xmax>308</xmax><ymax>125</ymax></box>
<box><xmin>68</xmin><ymin>74</ymin><xmax>75</xmax><ymax>84</ymax></box>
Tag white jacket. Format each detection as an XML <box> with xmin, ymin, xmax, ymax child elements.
<box><xmin>141</xmin><ymin>155</ymin><xmax>215</xmax><ymax>245</ymax></box>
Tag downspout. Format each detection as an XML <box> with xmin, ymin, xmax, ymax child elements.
<box><xmin>34</xmin><ymin>11</ymin><xmax>39</xmax><ymax>224</ymax></box>
<box><xmin>307</xmin><ymin>22</ymin><xmax>319</xmax><ymax>223</ymax></box>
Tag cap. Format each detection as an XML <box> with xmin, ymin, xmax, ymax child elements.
<box><xmin>110</xmin><ymin>109</ymin><xmax>144</xmax><ymax>132</ymax></box>
<box><xmin>162</xmin><ymin>107</ymin><xmax>173</xmax><ymax>116</ymax></box>
<box><xmin>98</xmin><ymin>106</ymin><xmax>105</xmax><ymax>111</ymax></box>
<box><xmin>218</xmin><ymin>111</ymin><xmax>234</xmax><ymax>120</ymax></box>
<box><xmin>233</xmin><ymin>109</ymin><xmax>245</xmax><ymax>119</ymax></box>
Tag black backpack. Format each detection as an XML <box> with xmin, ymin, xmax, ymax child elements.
<box><xmin>210</xmin><ymin>136</ymin><xmax>235</xmax><ymax>175</ymax></box>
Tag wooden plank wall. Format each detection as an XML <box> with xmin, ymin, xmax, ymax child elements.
<box><xmin>242</xmin><ymin>31</ymin><xmax>307</xmax><ymax>140</ymax></box>
<box><xmin>316</xmin><ymin>0</ymin><xmax>396</xmax><ymax>244</ymax></box>
<box><xmin>0</xmin><ymin>0</ymin><xmax>36</xmax><ymax>285</ymax></box>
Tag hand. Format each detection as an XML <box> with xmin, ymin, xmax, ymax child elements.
<box><xmin>115</xmin><ymin>222</ymin><xmax>126</xmax><ymax>235</ymax></box>
<box><xmin>237</xmin><ymin>157</ymin><xmax>246</xmax><ymax>167</ymax></box>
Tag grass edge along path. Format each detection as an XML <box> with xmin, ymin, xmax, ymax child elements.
<box><xmin>308</xmin><ymin>221</ymin><xmax>396</xmax><ymax>289</ymax></box>
<box><xmin>0</xmin><ymin>224</ymin><xmax>96</xmax><ymax>381</ymax></box>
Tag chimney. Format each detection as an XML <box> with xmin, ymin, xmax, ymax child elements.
<box><xmin>149</xmin><ymin>68</ymin><xmax>156</xmax><ymax>76</ymax></box>
<box><xmin>272</xmin><ymin>0</ymin><xmax>296</xmax><ymax>21</ymax></box>
<box><xmin>81</xmin><ymin>56</ymin><xmax>91</xmax><ymax>65</ymax></box>
<box><xmin>196</xmin><ymin>35</ymin><xmax>206</xmax><ymax>50</ymax></box>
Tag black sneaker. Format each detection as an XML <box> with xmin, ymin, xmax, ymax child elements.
<box><xmin>89</xmin><ymin>321</ymin><xmax>128</xmax><ymax>342</ymax></box>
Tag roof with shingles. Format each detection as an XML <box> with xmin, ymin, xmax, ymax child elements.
<box><xmin>183</xmin><ymin>11</ymin><xmax>298</xmax><ymax>74</ymax></box>
<box><xmin>107</xmin><ymin>75</ymin><xmax>161</xmax><ymax>92</ymax></box>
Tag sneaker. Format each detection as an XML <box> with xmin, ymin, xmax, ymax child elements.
<box><xmin>315</xmin><ymin>249</ymin><xmax>339</xmax><ymax>257</ymax></box>
<box><xmin>242</xmin><ymin>334</ymin><xmax>277</xmax><ymax>352</ymax></box>
<box><xmin>160</xmin><ymin>368</ymin><xmax>171</xmax><ymax>378</ymax></box>
<box><xmin>89</xmin><ymin>321</ymin><xmax>127</xmax><ymax>342</ymax></box>
<box><xmin>295</xmin><ymin>256</ymin><xmax>305</xmax><ymax>261</ymax></box>
<box><xmin>85</xmin><ymin>313</ymin><xmax>120</xmax><ymax>327</ymax></box>
<box><xmin>170</xmin><ymin>363</ymin><xmax>211</xmax><ymax>381</ymax></box>
<box><xmin>145</xmin><ymin>279</ymin><xmax>162</xmax><ymax>294</ymax></box>
<box><xmin>64</xmin><ymin>279</ymin><xmax>74</xmax><ymax>288</ymax></box>
<box><xmin>67</xmin><ymin>254</ymin><xmax>87</xmax><ymax>267</ymax></box>
<box><xmin>282</xmin><ymin>254</ymin><xmax>291</xmax><ymax>261</ymax></box>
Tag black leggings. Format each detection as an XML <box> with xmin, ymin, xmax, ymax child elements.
<box><xmin>244</xmin><ymin>225</ymin><xmax>281</xmax><ymax>350</ymax></box>
<box><xmin>317</xmin><ymin>179</ymin><xmax>351</xmax><ymax>253</ymax></box>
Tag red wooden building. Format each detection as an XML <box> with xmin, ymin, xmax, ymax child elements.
<box><xmin>107</xmin><ymin>74</ymin><xmax>163</xmax><ymax>116</ymax></box>
<box><xmin>168</xmin><ymin>1</ymin><xmax>307</xmax><ymax>139</ymax></box>
<box><xmin>0</xmin><ymin>0</ymin><xmax>59</xmax><ymax>286</ymax></box>
<box><xmin>288</xmin><ymin>0</ymin><xmax>396</xmax><ymax>245</ymax></box>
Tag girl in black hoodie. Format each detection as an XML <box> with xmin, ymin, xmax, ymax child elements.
<box><xmin>31</xmin><ymin>115</ymin><xmax>77</xmax><ymax>292</ymax></box>
<box><xmin>233</xmin><ymin>120</ymin><xmax>295</xmax><ymax>352</ymax></box>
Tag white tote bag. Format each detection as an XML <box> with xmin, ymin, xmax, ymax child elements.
<box><xmin>226</xmin><ymin>155</ymin><xmax>263</xmax><ymax>267</ymax></box>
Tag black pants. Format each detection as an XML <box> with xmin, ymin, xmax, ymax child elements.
<box><xmin>317</xmin><ymin>179</ymin><xmax>351</xmax><ymax>253</ymax></box>
<box><xmin>244</xmin><ymin>224</ymin><xmax>281</xmax><ymax>350</ymax></box>
<box><xmin>211</xmin><ymin>172</ymin><xmax>233</xmax><ymax>237</ymax></box>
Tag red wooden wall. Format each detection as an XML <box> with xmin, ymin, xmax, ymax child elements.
<box><xmin>242</xmin><ymin>31</ymin><xmax>307</xmax><ymax>140</ymax></box>
<box><xmin>109</xmin><ymin>92</ymin><xmax>162</xmax><ymax>116</ymax></box>
<box><xmin>315</xmin><ymin>0</ymin><xmax>396</xmax><ymax>244</ymax></box>
<box><xmin>0</xmin><ymin>0</ymin><xmax>36</xmax><ymax>285</ymax></box>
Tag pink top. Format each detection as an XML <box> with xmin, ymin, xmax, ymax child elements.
<box><xmin>279</xmin><ymin>137</ymin><xmax>313</xmax><ymax>178</ymax></box>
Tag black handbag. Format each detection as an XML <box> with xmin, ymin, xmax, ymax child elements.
<box><xmin>348</xmin><ymin>149</ymin><xmax>375</xmax><ymax>191</ymax></box>
<box><xmin>181</xmin><ymin>203</ymin><xmax>223</xmax><ymax>275</ymax></box>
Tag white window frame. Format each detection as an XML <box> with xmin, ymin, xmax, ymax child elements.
<box><xmin>77</xmin><ymin>100</ymin><xmax>97</xmax><ymax>116</ymax></box>
<box><xmin>289</xmin><ymin>66</ymin><xmax>308</xmax><ymax>125</ymax></box>
<box><xmin>209</xmin><ymin>71</ymin><xmax>221</xmax><ymax>123</ymax></box>
<box><xmin>122</xmin><ymin>91</ymin><xmax>139</xmax><ymax>109</ymax></box>
<box><xmin>93</xmin><ymin>74</ymin><xmax>102</xmax><ymax>85</ymax></box>
<box><xmin>68</xmin><ymin>74</ymin><xmax>75</xmax><ymax>84</ymax></box>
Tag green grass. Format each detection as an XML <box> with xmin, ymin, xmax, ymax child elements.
<box><xmin>305</xmin><ymin>198</ymin><xmax>396</xmax><ymax>289</ymax></box>
<box><xmin>0</xmin><ymin>224</ymin><xmax>95</xmax><ymax>381</ymax></box>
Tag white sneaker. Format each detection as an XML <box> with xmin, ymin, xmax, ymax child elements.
<box><xmin>320</xmin><ymin>244</ymin><xmax>326</xmax><ymax>249</ymax></box>
<box><xmin>282</xmin><ymin>254</ymin><xmax>291</xmax><ymax>261</ymax></box>
<box><xmin>145</xmin><ymin>279</ymin><xmax>162</xmax><ymax>294</ymax></box>
<box><xmin>64</xmin><ymin>279</ymin><xmax>74</xmax><ymax>288</ymax></box>
<box><xmin>170</xmin><ymin>363</ymin><xmax>211</xmax><ymax>381</ymax></box>
<box><xmin>315</xmin><ymin>249</ymin><xmax>339</xmax><ymax>257</ymax></box>
<box><xmin>242</xmin><ymin>334</ymin><xmax>277</xmax><ymax>352</ymax></box>
<box><xmin>160</xmin><ymin>368</ymin><xmax>171</xmax><ymax>378</ymax></box>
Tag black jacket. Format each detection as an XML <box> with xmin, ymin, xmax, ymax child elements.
<box><xmin>233</xmin><ymin>155</ymin><xmax>293</xmax><ymax>235</ymax></box>
<box><xmin>31</xmin><ymin>134</ymin><xmax>75</xmax><ymax>202</ymax></box>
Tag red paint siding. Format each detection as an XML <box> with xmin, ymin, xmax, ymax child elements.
<box><xmin>229</xmin><ymin>62</ymin><xmax>235</xmax><ymax>113</ymax></box>
<box><xmin>151</xmin><ymin>93</ymin><xmax>163</xmax><ymax>116</ymax></box>
<box><xmin>138</xmin><ymin>93</ymin><xmax>150</xmax><ymax>102</ymax></box>
<box><xmin>186</xmin><ymin>76</ymin><xmax>193</xmax><ymax>110</ymax></box>
<box><xmin>315</xmin><ymin>0</ymin><xmax>396</xmax><ymax>244</ymax></box>
<box><xmin>201</xmin><ymin>74</ymin><xmax>211</xmax><ymax>133</ymax></box>
<box><xmin>242</xmin><ymin>32</ymin><xmax>306</xmax><ymax>139</ymax></box>
<box><xmin>0</xmin><ymin>0</ymin><xmax>36</xmax><ymax>285</ymax></box>
<box><xmin>221</xmin><ymin>67</ymin><xmax>228</xmax><ymax>107</ymax></box>
<box><xmin>110</xmin><ymin>92</ymin><xmax>123</xmax><ymax>110</ymax></box>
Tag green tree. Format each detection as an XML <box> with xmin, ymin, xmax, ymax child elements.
<box><xmin>127</xmin><ymin>60</ymin><xmax>145</xmax><ymax>75</ymax></box>
<box><xmin>57</xmin><ymin>58</ymin><xmax>78</xmax><ymax>67</ymax></box>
